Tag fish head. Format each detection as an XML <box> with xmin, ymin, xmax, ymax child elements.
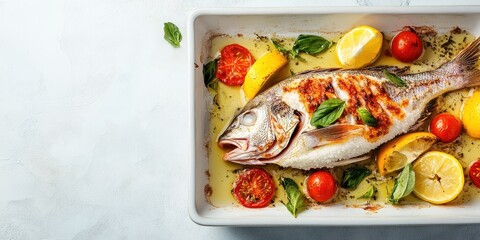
<box><xmin>218</xmin><ymin>98</ymin><xmax>301</xmax><ymax>164</ymax></box>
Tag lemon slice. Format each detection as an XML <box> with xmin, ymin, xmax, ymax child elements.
<box><xmin>336</xmin><ymin>26</ymin><xmax>383</xmax><ymax>68</ymax></box>
<box><xmin>377</xmin><ymin>132</ymin><xmax>437</xmax><ymax>176</ymax></box>
<box><xmin>242</xmin><ymin>50</ymin><xmax>288</xmax><ymax>100</ymax></box>
<box><xmin>412</xmin><ymin>151</ymin><xmax>465</xmax><ymax>204</ymax></box>
<box><xmin>462</xmin><ymin>90</ymin><xmax>480</xmax><ymax>139</ymax></box>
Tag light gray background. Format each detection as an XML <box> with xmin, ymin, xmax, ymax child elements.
<box><xmin>1</xmin><ymin>0</ymin><xmax>479</xmax><ymax>239</ymax></box>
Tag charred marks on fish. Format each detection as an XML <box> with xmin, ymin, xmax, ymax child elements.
<box><xmin>283</xmin><ymin>77</ymin><xmax>335</xmax><ymax>113</ymax></box>
<box><xmin>335</xmin><ymin>74</ymin><xmax>405</xmax><ymax>140</ymax></box>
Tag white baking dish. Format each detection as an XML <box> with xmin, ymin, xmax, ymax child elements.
<box><xmin>188</xmin><ymin>6</ymin><xmax>480</xmax><ymax>226</ymax></box>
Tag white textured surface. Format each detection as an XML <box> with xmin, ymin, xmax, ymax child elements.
<box><xmin>1</xmin><ymin>0</ymin><xmax>479</xmax><ymax>239</ymax></box>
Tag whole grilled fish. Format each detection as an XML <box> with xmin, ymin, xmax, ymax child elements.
<box><xmin>218</xmin><ymin>37</ymin><xmax>480</xmax><ymax>170</ymax></box>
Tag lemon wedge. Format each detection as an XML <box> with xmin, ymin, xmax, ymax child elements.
<box><xmin>376</xmin><ymin>132</ymin><xmax>437</xmax><ymax>176</ymax></box>
<box><xmin>413</xmin><ymin>151</ymin><xmax>465</xmax><ymax>204</ymax></box>
<box><xmin>336</xmin><ymin>26</ymin><xmax>383</xmax><ymax>68</ymax></box>
<box><xmin>462</xmin><ymin>90</ymin><xmax>480</xmax><ymax>139</ymax></box>
<box><xmin>242</xmin><ymin>50</ymin><xmax>288</xmax><ymax>100</ymax></box>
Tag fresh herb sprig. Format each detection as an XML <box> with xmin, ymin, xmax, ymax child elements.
<box><xmin>357</xmin><ymin>107</ymin><xmax>378</xmax><ymax>127</ymax></box>
<box><xmin>164</xmin><ymin>22</ymin><xmax>182</xmax><ymax>47</ymax></box>
<box><xmin>341</xmin><ymin>165</ymin><xmax>371</xmax><ymax>189</ymax></box>
<box><xmin>291</xmin><ymin>34</ymin><xmax>333</xmax><ymax>58</ymax></box>
<box><xmin>310</xmin><ymin>98</ymin><xmax>346</xmax><ymax>128</ymax></box>
<box><xmin>272</xmin><ymin>35</ymin><xmax>332</xmax><ymax>60</ymax></box>
<box><xmin>383</xmin><ymin>69</ymin><xmax>407</xmax><ymax>87</ymax></box>
<box><xmin>281</xmin><ymin>178</ymin><xmax>306</xmax><ymax>218</ymax></box>
<box><xmin>203</xmin><ymin>59</ymin><xmax>218</xmax><ymax>90</ymax></box>
<box><xmin>389</xmin><ymin>164</ymin><xmax>415</xmax><ymax>204</ymax></box>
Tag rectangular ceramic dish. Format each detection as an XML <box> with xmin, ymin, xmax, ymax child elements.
<box><xmin>188</xmin><ymin>6</ymin><xmax>480</xmax><ymax>226</ymax></box>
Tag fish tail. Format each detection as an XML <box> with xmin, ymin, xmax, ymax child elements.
<box><xmin>443</xmin><ymin>37</ymin><xmax>480</xmax><ymax>88</ymax></box>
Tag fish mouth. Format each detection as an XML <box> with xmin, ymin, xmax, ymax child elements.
<box><xmin>218</xmin><ymin>138</ymin><xmax>248</xmax><ymax>152</ymax></box>
<box><xmin>217</xmin><ymin>138</ymin><xmax>263</xmax><ymax>161</ymax></box>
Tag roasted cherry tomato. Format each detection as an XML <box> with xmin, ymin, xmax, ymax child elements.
<box><xmin>429</xmin><ymin>113</ymin><xmax>462</xmax><ymax>143</ymax></box>
<box><xmin>390</xmin><ymin>31</ymin><xmax>424</xmax><ymax>63</ymax></box>
<box><xmin>216</xmin><ymin>44</ymin><xmax>255</xmax><ymax>86</ymax></box>
<box><xmin>232</xmin><ymin>168</ymin><xmax>275</xmax><ymax>208</ymax></box>
<box><xmin>469</xmin><ymin>160</ymin><xmax>480</xmax><ymax>188</ymax></box>
<box><xmin>306</xmin><ymin>171</ymin><xmax>337</xmax><ymax>203</ymax></box>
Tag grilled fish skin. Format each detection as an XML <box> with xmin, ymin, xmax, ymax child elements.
<box><xmin>218</xmin><ymin>37</ymin><xmax>480</xmax><ymax>170</ymax></box>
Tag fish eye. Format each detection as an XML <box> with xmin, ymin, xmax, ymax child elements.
<box><xmin>240</xmin><ymin>111</ymin><xmax>257</xmax><ymax>126</ymax></box>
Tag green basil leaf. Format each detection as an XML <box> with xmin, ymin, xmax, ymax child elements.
<box><xmin>405</xmin><ymin>166</ymin><xmax>416</xmax><ymax>197</ymax></box>
<box><xmin>389</xmin><ymin>164</ymin><xmax>415</xmax><ymax>204</ymax></box>
<box><xmin>203</xmin><ymin>59</ymin><xmax>218</xmax><ymax>90</ymax></box>
<box><xmin>292</xmin><ymin>34</ymin><xmax>332</xmax><ymax>56</ymax></box>
<box><xmin>341</xmin><ymin>166</ymin><xmax>371</xmax><ymax>189</ymax></box>
<box><xmin>281</xmin><ymin>178</ymin><xmax>305</xmax><ymax>218</ymax></box>
<box><xmin>271</xmin><ymin>38</ymin><xmax>290</xmax><ymax>55</ymax></box>
<box><xmin>164</xmin><ymin>22</ymin><xmax>182</xmax><ymax>47</ymax></box>
<box><xmin>310</xmin><ymin>98</ymin><xmax>346</xmax><ymax>128</ymax></box>
<box><xmin>383</xmin><ymin>69</ymin><xmax>407</xmax><ymax>87</ymax></box>
<box><xmin>358</xmin><ymin>185</ymin><xmax>377</xmax><ymax>199</ymax></box>
<box><xmin>357</xmin><ymin>107</ymin><xmax>378</xmax><ymax>127</ymax></box>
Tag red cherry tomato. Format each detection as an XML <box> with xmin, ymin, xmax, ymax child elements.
<box><xmin>390</xmin><ymin>31</ymin><xmax>424</xmax><ymax>63</ymax></box>
<box><xmin>306</xmin><ymin>171</ymin><xmax>337</xmax><ymax>203</ymax></box>
<box><xmin>216</xmin><ymin>44</ymin><xmax>255</xmax><ymax>86</ymax></box>
<box><xmin>429</xmin><ymin>113</ymin><xmax>462</xmax><ymax>143</ymax></box>
<box><xmin>469</xmin><ymin>160</ymin><xmax>480</xmax><ymax>188</ymax></box>
<box><xmin>232</xmin><ymin>168</ymin><xmax>275</xmax><ymax>208</ymax></box>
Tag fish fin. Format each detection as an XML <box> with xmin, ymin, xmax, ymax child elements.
<box><xmin>408</xmin><ymin>100</ymin><xmax>437</xmax><ymax>132</ymax></box>
<box><xmin>297</xmin><ymin>66</ymin><xmax>410</xmax><ymax>76</ymax></box>
<box><xmin>464</xmin><ymin>69</ymin><xmax>480</xmax><ymax>88</ymax></box>
<box><xmin>362</xmin><ymin>65</ymin><xmax>410</xmax><ymax>75</ymax></box>
<box><xmin>451</xmin><ymin>37</ymin><xmax>480</xmax><ymax>69</ymax></box>
<box><xmin>444</xmin><ymin>37</ymin><xmax>480</xmax><ymax>88</ymax></box>
<box><xmin>230</xmin><ymin>159</ymin><xmax>266</xmax><ymax>165</ymax></box>
<box><xmin>328</xmin><ymin>154</ymin><xmax>371</xmax><ymax>167</ymax></box>
<box><xmin>302</xmin><ymin>124</ymin><xmax>365</xmax><ymax>148</ymax></box>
